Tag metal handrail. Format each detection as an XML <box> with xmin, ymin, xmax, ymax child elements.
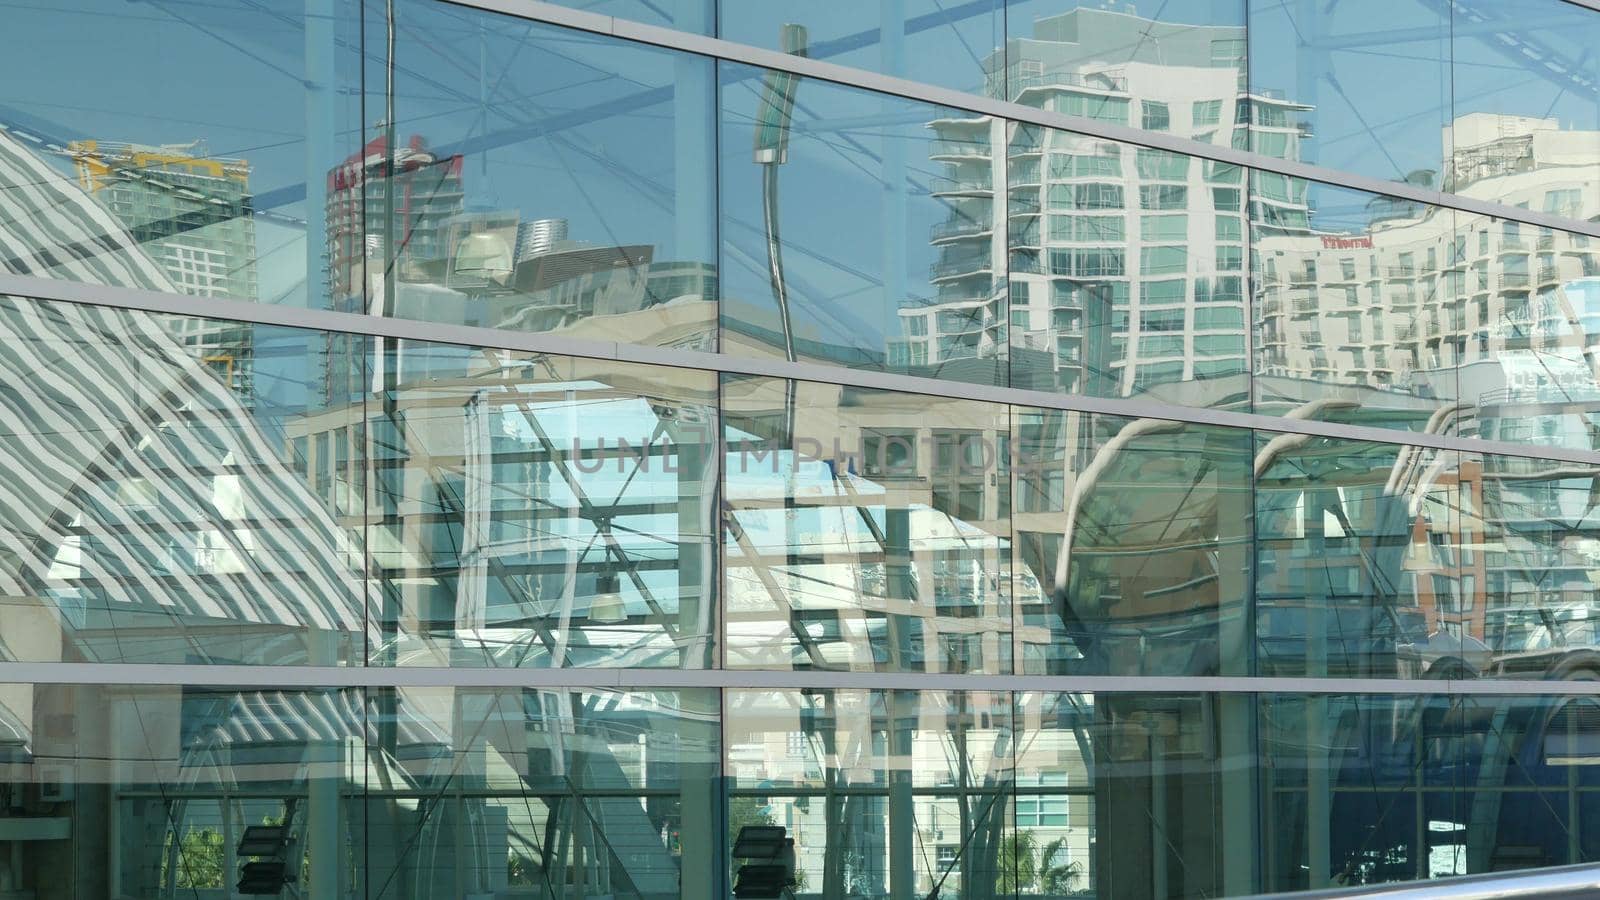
<box><xmin>1243</xmin><ymin>863</ymin><xmax>1600</xmax><ymax>899</ymax></box>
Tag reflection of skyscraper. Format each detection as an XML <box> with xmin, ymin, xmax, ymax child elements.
<box><xmin>69</xmin><ymin>140</ymin><xmax>258</xmax><ymax>299</ymax></box>
<box><xmin>69</xmin><ymin>140</ymin><xmax>260</xmax><ymax>398</ymax></box>
<box><xmin>325</xmin><ymin>134</ymin><xmax>466</xmax><ymax>306</ymax></box>
<box><xmin>1254</xmin><ymin>112</ymin><xmax>1600</xmax><ymax>420</ymax></box>
<box><xmin>909</xmin><ymin>8</ymin><xmax>1311</xmax><ymax>403</ymax></box>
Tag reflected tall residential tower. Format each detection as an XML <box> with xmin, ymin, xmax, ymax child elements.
<box><xmin>904</xmin><ymin>7</ymin><xmax>1306</xmax><ymax>407</ymax></box>
<box><xmin>0</xmin><ymin>1</ymin><xmax>1599</xmax><ymax>898</ymax></box>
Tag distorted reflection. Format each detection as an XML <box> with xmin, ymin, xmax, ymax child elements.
<box><xmin>0</xmin><ymin>0</ymin><xmax>361</xmax><ymax>307</ymax></box>
<box><xmin>1012</xmin><ymin>411</ymin><xmax>1252</xmax><ymax>675</ymax></box>
<box><xmin>1467</xmin><ymin>452</ymin><xmax>1600</xmax><ymax>681</ymax></box>
<box><xmin>369</xmin><ymin>686</ymin><xmax>720</xmax><ymax>897</ymax></box>
<box><xmin>1251</xmin><ymin>177</ymin><xmax>1459</xmax><ymax>425</ymax></box>
<box><xmin>367</xmin><ymin>342</ymin><xmax>718</xmax><ymax>668</ymax></box>
<box><xmin>999</xmin><ymin>1</ymin><xmax>1247</xmax><ymax>148</ymax></box>
<box><xmin>1455</xmin><ymin>211</ymin><xmax>1600</xmax><ymax>450</ymax></box>
<box><xmin>1252</xmin><ymin>0</ymin><xmax>1600</xmax><ymax>219</ymax></box>
<box><xmin>374</xmin><ymin>1</ymin><xmax>718</xmax><ymax>348</ymax></box>
<box><xmin>724</xmin><ymin>689</ymin><xmax>1010</xmax><ymax>899</ymax></box>
<box><xmin>721</xmin><ymin>1</ymin><xmax>1003</xmax><ymax>95</ymax></box>
<box><xmin>1263</xmin><ymin>692</ymin><xmax>1600</xmax><ymax>891</ymax></box>
<box><xmin>1018</xmin><ymin>691</ymin><xmax>1256</xmax><ymax>899</ymax></box>
<box><xmin>1249</xmin><ymin>0</ymin><xmax>1448</xmax><ymax>182</ymax></box>
<box><xmin>1005</xmin><ymin>122</ymin><xmax>1250</xmax><ymax>406</ymax></box>
<box><xmin>1448</xmin><ymin>0</ymin><xmax>1600</xmax><ymax>217</ymax></box>
<box><xmin>0</xmin><ymin>683</ymin><xmax>720</xmax><ymax>898</ymax></box>
<box><xmin>719</xmin><ymin>66</ymin><xmax>1008</xmax><ymax>386</ymax></box>
<box><xmin>721</xmin><ymin>376</ymin><xmax>1010</xmax><ymax>673</ymax></box>
<box><xmin>0</xmin><ymin>297</ymin><xmax>367</xmax><ymax>666</ymax></box>
<box><xmin>5</xmin><ymin>683</ymin><xmax>1600</xmax><ymax>897</ymax></box>
<box><xmin>1254</xmin><ymin>436</ymin><xmax>1452</xmax><ymax>679</ymax></box>
<box><xmin>995</xmin><ymin>5</ymin><xmax>1249</xmax><ymax>407</ymax></box>
<box><xmin>1253</xmin><ymin>180</ymin><xmax>1600</xmax><ymax>442</ymax></box>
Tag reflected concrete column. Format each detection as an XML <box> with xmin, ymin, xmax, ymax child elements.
<box><xmin>1216</xmin><ymin>449</ymin><xmax>1258</xmax><ymax>896</ymax></box>
<box><xmin>59</xmin><ymin>684</ymin><xmax>109</xmax><ymax>897</ymax></box>
<box><xmin>676</xmin><ymin>410</ymin><xmax>713</xmax><ymax>668</ymax></box>
<box><xmin>881</xmin><ymin>0</ymin><xmax>907</xmax><ymax>342</ymax></box>
<box><xmin>1094</xmin><ymin>701</ymin><xmax>1153</xmax><ymax>900</ymax></box>
<box><xmin>1291</xmin><ymin>0</ymin><xmax>1324</xmax><ymax>165</ymax></box>
<box><xmin>886</xmin><ymin>501</ymin><xmax>915</xmax><ymax>670</ymax></box>
<box><xmin>675</xmin><ymin>0</ymin><xmax>714</xmax><ymax>296</ymax></box>
<box><xmin>306</xmin><ymin>631</ymin><xmax>343</xmax><ymax>899</ymax></box>
<box><xmin>678</xmin><ymin>689</ymin><xmax>721</xmax><ymax>898</ymax></box>
<box><xmin>668</xmin><ymin>8</ymin><xmax>719</xmax><ymax>876</ymax></box>
<box><xmin>1216</xmin><ymin>694</ymin><xmax>1258</xmax><ymax>896</ymax></box>
<box><xmin>305</xmin><ymin>0</ymin><xmax>334</xmax><ymax>310</ymax></box>
<box><xmin>1152</xmin><ymin>732</ymin><xmax>1168</xmax><ymax>900</ymax></box>
<box><xmin>1306</xmin><ymin>486</ymin><xmax>1333</xmax><ymax>888</ymax></box>
<box><xmin>889</xmin><ymin>691</ymin><xmax>914</xmax><ymax>900</ymax></box>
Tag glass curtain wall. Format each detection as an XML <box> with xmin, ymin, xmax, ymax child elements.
<box><xmin>1</xmin><ymin>0</ymin><xmax>1599</xmax><ymax>897</ymax></box>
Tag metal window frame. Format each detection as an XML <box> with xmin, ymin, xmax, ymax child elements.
<box><xmin>3</xmin><ymin>660</ymin><xmax>1600</xmax><ymax>695</ymax></box>
<box><xmin>4</xmin><ymin>272</ymin><xmax>1596</xmax><ymax>466</ymax></box>
<box><xmin>447</xmin><ymin>0</ymin><xmax>1600</xmax><ymax>239</ymax></box>
<box><xmin>7</xmin><ymin>0</ymin><xmax>1600</xmax><ymax>699</ymax></box>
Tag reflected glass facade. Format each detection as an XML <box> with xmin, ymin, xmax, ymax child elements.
<box><xmin>3</xmin><ymin>0</ymin><xmax>1600</xmax><ymax>897</ymax></box>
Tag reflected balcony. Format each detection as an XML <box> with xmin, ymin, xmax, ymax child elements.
<box><xmin>930</xmin><ymin>216</ymin><xmax>994</xmax><ymax>244</ymax></box>
<box><xmin>929</xmin><ymin>175</ymin><xmax>993</xmax><ymax>197</ymax></box>
<box><xmin>930</xmin><ymin>255</ymin><xmax>996</xmax><ymax>281</ymax></box>
<box><xmin>1006</xmin><ymin>69</ymin><xmax>1129</xmax><ymax>96</ymax></box>
<box><xmin>1008</xmin><ymin>162</ymin><xmax>1042</xmax><ymax>188</ymax></box>
<box><xmin>929</xmin><ymin>140</ymin><xmax>991</xmax><ymax>161</ymax></box>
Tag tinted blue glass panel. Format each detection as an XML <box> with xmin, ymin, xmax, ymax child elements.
<box><xmin>719</xmin><ymin>65</ymin><xmax>1007</xmax><ymax>386</ymax></box>
<box><xmin>720</xmin><ymin>1</ymin><xmax>1003</xmax><ymax>96</ymax></box>
<box><xmin>370</xmin><ymin>2</ymin><xmax>718</xmax><ymax>348</ymax></box>
<box><xmin>1249</xmin><ymin>0</ymin><xmax>1449</xmax><ymax>187</ymax></box>
<box><xmin>0</xmin><ymin>0</ymin><xmax>362</xmax><ymax>308</ymax></box>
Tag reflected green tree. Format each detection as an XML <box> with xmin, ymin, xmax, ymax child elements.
<box><xmin>728</xmin><ymin>795</ymin><xmax>776</xmax><ymax>844</ymax></box>
<box><xmin>996</xmin><ymin>829</ymin><xmax>1039</xmax><ymax>893</ymax></box>
<box><xmin>1038</xmin><ymin>837</ymin><xmax>1083</xmax><ymax>895</ymax></box>
<box><xmin>161</xmin><ymin>827</ymin><xmax>225</xmax><ymax>889</ymax></box>
<box><xmin>997</xmin><ymin>831</ymin><xmax>1084</xmax><ymax>896</ymax></box>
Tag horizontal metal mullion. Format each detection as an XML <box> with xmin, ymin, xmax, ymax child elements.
<box><xmin>445</xmin><ymin>0</ymin><xmax>1600</xmax><ymax>239</ymax></box>
<box><xmin>3</xmin><ymin>272</ymin><xmax>1596</xmax><ymax>466</ymax></box>
<box><xmin>7</xmin><ymin>662</ymin><xmax>1600</xmax><ymax>697</ymax></box>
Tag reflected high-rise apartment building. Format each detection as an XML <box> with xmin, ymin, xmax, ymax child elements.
<box><xmin>907</xmin><ymin>7</ymin><xmax>1307</xmax><ymax>406</ymax></box>
<box><xmin>328</xmin><ymin>132</ymin><xmax>716</xmax><ymax>347</ymax></box>
<box><xmin>69</xmin><ymin>140</ymin><xmax>258</xmax><ymax>300</ymax></box>
<box><xmin>1254</xmin><ymin>112</ymin><xmax>1600</xmax><ymax>421</ymax></box>
<box><xmin>69</xmin><ymin>140</ymin><xmax>260</xmax><ymax>397</ymax></box>
<box><xmin>325</xmin><ymin>133</ymin><xmax>467</xmax><ymax>307</ymax></box>
<box><xmin>5</xmin><ymin>1</ymin><xmax>1600</xmax><ymax>897</ymax></box>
